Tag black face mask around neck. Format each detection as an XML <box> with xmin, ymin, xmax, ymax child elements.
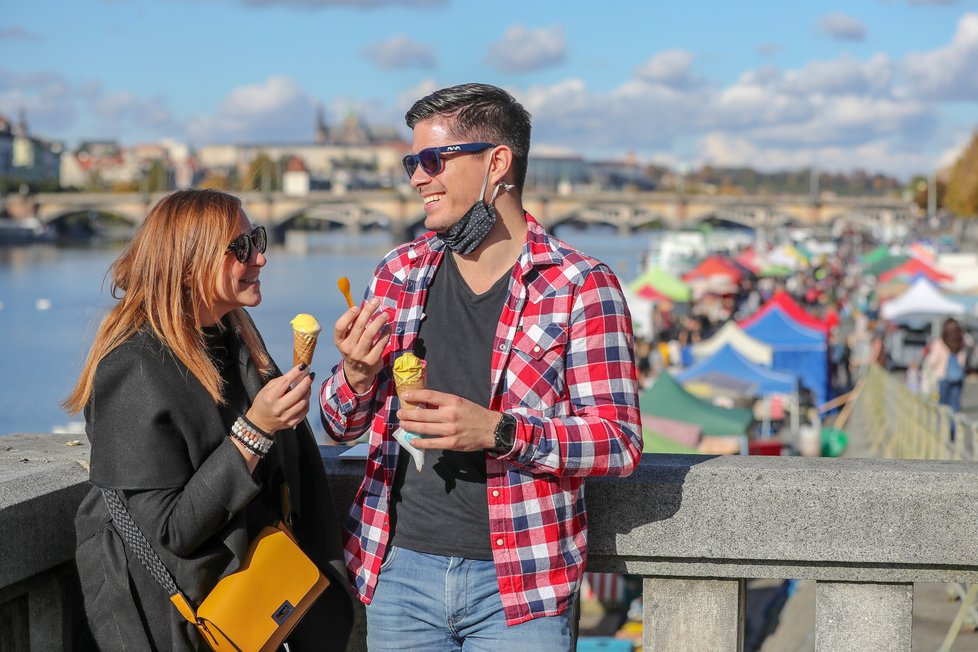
<box><xmin>435</xmin><ymin>162</ymin><xmax>514</xmax><ymax>255</ymax></box>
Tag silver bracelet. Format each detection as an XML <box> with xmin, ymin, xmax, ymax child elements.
<box><xmin>230</xmin><ymin>416</ymin><xmax>273</xmax><ymax>457</ymax></box>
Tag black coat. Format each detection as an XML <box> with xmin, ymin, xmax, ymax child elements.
<box><xmin>75</xmin><ymin>316</ymin><xmax>353</xmax><ymax>651</ymax></box>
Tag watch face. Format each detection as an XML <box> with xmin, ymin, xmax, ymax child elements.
<box><xmin>495</xmin><ymin>413</ymin><xmax>516</xmax><ymax>448</ymax></box>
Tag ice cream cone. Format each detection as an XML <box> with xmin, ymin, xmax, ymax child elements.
<box><xmin>290</xmin><ymin>314</ymin><xmax>322</xmax><ymax>368</ymax></box>
<box><xmin>393</xmin><ymin>352</ymin><xmax>426</xmax><ymax>409</ymax></box>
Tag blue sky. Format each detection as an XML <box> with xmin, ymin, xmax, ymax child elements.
<box><xmin>3</xmin><ymin>0</ymin><xmax>977</xmax><ymax>178</ymax></box>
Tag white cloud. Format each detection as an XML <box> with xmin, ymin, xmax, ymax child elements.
<box><xmin>396</xmin><ymin>78</ymin><xmax>440</xmax><ymax>113</ymax></box>
<box><xmin>0</xmin><ymin>27</ymin><xmax>41</xmax><ymax>41</ymax></box>
<box><xmin>820</xmin><ymin>13</ymin><xmax>867</xmax><ymax>41</ymax></box>
<box><xmin>186</xmin><ymin>76</ymin><xmax>317</xmax><ymax>143</ymax></box>
<box><xmin>903</xmin><ymin>12</ymin><xmax>978</xmax><ymax>99</ymax></box>
<box><xmin>755</xmin><ymin>43</ymin><xmax>782</xmax><ymax>58</ymax></box>
<box><xmin>781</xmin><ymin>55</ymin><xmax>893</xmax><ymax>97</ymax></box>
<box><xmin>0</xmin><ymin>71</ymin><xmax>77</xmax><ymax>131</ymax></box>
<box><xmin>634</xmin><ymin>50</ymin><xmax>702</xmax><ymax>90</ymax></box>
<box><xmin>698</xmin><ymin>131</ymin><xmax>940</xmax><ymax>174</ymax></box>
<box><xmin>486</xmin><ymin>25</ymin><xmax>566</xmax><ymax>73</ymax></box>
<box><xmin>363</xmin><ymin>36</ymin><xmax>435</xmax><ymax>70</ymax></box>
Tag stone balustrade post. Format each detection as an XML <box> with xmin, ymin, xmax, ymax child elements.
<box><xmin>815</xmin><ymin>581</ymin><xmax>913</xmax><ymax>652</ymax></box>
<box><xmin>645</xmin><ymin>577</ymin><xmax>745</xmax><ymax>651</ymax></box>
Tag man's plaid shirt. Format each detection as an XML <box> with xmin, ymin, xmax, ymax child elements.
<box><xmin>320</xmin><ymin>214</ymin><xmax>643</xmax><ymax>625</ymax></box>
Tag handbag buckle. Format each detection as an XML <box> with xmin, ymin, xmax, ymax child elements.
<box><xmin>272</xmin><ymin>600</ymin><xmax>295</xmax><ymax>625</ymax></box>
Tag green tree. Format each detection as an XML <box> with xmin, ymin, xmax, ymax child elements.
<box><xmin>944</xmin><ymin>130</ymin><xmax>978</xmax><ymax>217</ymax></box>
<box><xmin>245</xmin><ymin>153</ymin><xmax>279</xmax><ymax>193</ymax></box>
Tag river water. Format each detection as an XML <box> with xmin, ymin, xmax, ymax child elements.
<box><xmin>0</xmin><ymin>226</ymin><xmax>651</xmax><ymax>438</ymax></box>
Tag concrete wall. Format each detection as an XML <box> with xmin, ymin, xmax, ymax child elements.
<box><xmin>3</xmin><ymin>433</ymin><xmax>978</xmax><ymax>651</ymax></box>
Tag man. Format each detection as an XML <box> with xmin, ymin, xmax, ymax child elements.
<box><xmin>320</xmin><ymin>82</ymin><xmax>642</xmax><ymax>650</ymax></box>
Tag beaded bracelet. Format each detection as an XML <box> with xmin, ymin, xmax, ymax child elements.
<box><xmin>230</xmin><ymin>416</ymin><xmax>274</xmax><ymax>457</ymax></box>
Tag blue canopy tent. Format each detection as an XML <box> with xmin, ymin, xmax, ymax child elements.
<box><xmin>675</xmin><ymin>344</ymin><xmax>798</xmax><ymax>398</ymax></box>
<box><xmin>742</xmin><ymin>305</ymin><xmax>828</xmax><ymax>406</ymax></box>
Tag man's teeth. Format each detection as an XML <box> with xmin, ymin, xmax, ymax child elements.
<box><xmin>424</xmin><ymin>194</ymin><xmax>443</xmax><ymax>204</ymax></box>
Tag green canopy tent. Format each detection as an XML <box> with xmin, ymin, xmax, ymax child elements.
<box><xmin>861</xmin><ymin>246</ymin><xmax>890</xmax><ymax>266</ymax></box>
<box><xmin>643</xmin><ymin>429</ymin><xmax>702</xmax><ymax>454</ymax></box>
<box><xmin>639</xmin><ymin>372</ymin><xmax>754</xmax><ymax>437</ymax></box>
<box><xmin>629</xmin><ymin>267</ymin><xmax>692</xmax><ymax>302</ymax></box>
<box><xmin>863</xmin><ymin>254</ymin><xmax>910</xmax><ymax>278</ymax></box>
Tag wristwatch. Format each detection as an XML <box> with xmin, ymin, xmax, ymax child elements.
<box><xmin>492</xmin><ymin>412</ymin><xmax>517</xmax><ymax>455</ymax></box>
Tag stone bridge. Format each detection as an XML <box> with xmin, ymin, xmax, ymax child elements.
<box><xmin>31</xmin><ymin>191</ymin><xmax>916</xmax><ymax>240</ymax></box>
<box><xmin>2</xmin><ymin>431</ymin><xmax>976</xmax><ymax>651</ymax></box>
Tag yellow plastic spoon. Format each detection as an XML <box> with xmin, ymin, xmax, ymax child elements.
<box><xmin>338</xmin><ymin>276</ymin><xmax>355</xmax><ymax>308</ymax></box>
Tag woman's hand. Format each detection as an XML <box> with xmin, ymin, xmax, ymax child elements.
<box><xmin>246</xmin><ymin>364</ymin><xmax>313</xmax><ymax>435</ymax></box>
<box><xmin>333</xmin><ymin>298</ymin><xmax>391</xmax><ymax>394</ymax></box>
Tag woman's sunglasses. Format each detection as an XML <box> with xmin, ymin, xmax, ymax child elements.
<box><xmin>226</xmin><ymin>226</ymin><xmax>267</xmax><ymax>263</ymax></box>
<box><xmin>402</xmin><ymin>142</ymin><xmax>495</xmax><ymax>178</ymax></box>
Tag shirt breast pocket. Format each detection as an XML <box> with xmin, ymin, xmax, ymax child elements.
<box><xmin>508</xmin><ymin>322</ymin><xmax>568</xmax><ymax>416</ymax></box>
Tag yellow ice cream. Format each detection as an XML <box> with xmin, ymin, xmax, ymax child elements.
<box><xmin>291</xmin><ymin>313</ymin><xmax>322</xmax><ymax>367</ymax></box>
<box><xmin>393</xmin><ymin>353</ymin><xmax>426</xmax><ymax>409</ymax></box>
<box><xmin>290</xmin><ymin>313</ymin><xmax>322</xmax><ymax>335</ymax></box>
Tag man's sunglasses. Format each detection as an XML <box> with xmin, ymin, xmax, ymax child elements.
<box><xmin>226</xmin><ymin>226</ymin><xmax>267</xmax><ymax>263</ymax></box>
<box><xmin>402</xmin><ymin>142</ymin><xmax>495</xmax><ymax>178</ymax></box>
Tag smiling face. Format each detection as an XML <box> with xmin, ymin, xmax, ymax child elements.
<box><xmin>409</xmin><ymin>117</ymin><xmax>493</xmax><ymax>233</ymax></box>
<box><xmin>205</xmin><ymin>209</ymin><xmax>266</xmax><ymax>325</ymax></box>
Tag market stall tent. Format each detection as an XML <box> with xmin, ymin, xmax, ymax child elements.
<box><xmin>880</xmin><ymin>277</ymin><xmax>965</xmax><ymax>322</ymax></box>
<box><xmin>689</xmin><ymin>321</ymin><xmax>774</xmax><ymax>367</ymax></box>
<box><xmin>741</xmin><ymin>305</ymin><xmax>828</xmax><ymax>406</ymax></box>
<box><xmin>676</xmin><ymin>344</ymin><xmax>798</xmax><ymax>398</ymax></box>
<box><xmin>639</xmin><ymin>372</ymin><xmax>754</xmax><ymax>437</ymax></box>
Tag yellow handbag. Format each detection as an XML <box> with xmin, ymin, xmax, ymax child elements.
<box><xmin>102</xmin><ymin>489</ymin><xmax>329</xmax><ymax>652</ymax></box>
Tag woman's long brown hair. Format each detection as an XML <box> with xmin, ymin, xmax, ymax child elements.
<box><xmin>64</xmin><ymin>189</ymin><xmax>273</xmax><ymax>412</ymax></box>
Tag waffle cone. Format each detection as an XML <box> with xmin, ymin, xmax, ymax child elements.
<box><xmin>394</xmin><ymin>376</ymin><xmax>426</xmax><ymax>409</ymax></box>
<box><xmin>292</xmin><ymin>331</ymin><xmax>319</xmax><ymax>367</ymax></box>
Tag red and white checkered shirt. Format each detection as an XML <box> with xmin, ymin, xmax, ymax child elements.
<box><xmin>320</xmin><ymin>214</ymin><xmax>643</xmax><ymax>625</ymax></box>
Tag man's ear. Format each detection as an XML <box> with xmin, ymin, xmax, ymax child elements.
<box><xmin>490</xmin><ymin>145</ymin><xmax>514</xmax><ymax>186</ymax></box>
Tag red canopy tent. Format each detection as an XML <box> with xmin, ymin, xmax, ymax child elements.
<box><xmin>738</xmin><ymin>290</ymin><xmax>829</xmax><ymax>335</ymax></box>
<box><xmin>879</xmin><ymin>258</ymin><xmax>953</xmax><ymax>285</ymax></box>
<box><xmin>682</xmin><ymin>255</ymin><xmax>744</xmax><ymax>284</ymax></box>
<box><xmin>735</xmin><ymin>248</ymin><xmax>761</xmax><ymax>274</ymax></box>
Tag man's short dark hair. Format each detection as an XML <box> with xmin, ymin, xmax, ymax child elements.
<box><xmin>405</xmin><ymin>83</ymin><xmax>532</xmax><ymax>191</ymax></box>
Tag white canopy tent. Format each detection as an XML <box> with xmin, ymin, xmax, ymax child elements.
<box><xmin>690</xmin><ymin>321</ymin><xmax>774</xmax><ymax>367</ymax></box>
<box><xmin>880</xmin><ymin>277</ymin><xmax>965</xmax><ymax>322</ymax></box>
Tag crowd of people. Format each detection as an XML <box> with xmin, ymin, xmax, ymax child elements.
<box><xmin>633</xmin><ymin>226</ymin><xmax>975</xmax><ymax>419</ymax></box>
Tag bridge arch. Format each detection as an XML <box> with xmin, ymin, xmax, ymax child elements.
<box><xmin>45</xmin><ymin>209</ymin><xmax>140</xmax><ymax>241</ymax></box>
<box><xmin>272</xmin><ymin>203</ymin><xmax>394</xmax><ymax>236</ymax></box>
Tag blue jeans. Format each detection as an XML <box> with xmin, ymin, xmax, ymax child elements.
<box><xmin>365</xmin><ymin>546</ymin><xmax>574</xmax><ymax>651</ymax></box>
<box><xmin>939</xmin><ymin>380</ymin><xmax>963</xmax><ymax>413</ymax></box>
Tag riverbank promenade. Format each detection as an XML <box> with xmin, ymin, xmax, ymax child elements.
<box><xmin>2</xmin><ymin>366</ymin><xmax>977</xmax><ymax>651</ymax></box>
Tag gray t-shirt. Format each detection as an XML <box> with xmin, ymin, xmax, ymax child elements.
<box><xmin>389</xmin><ymin>253</ymin><xmax>510</xmax><ymax>560</ymax></box>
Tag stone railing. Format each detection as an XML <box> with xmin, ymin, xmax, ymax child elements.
<box><xmin>3</xmin><ymin>433</ymin><xmax>978</xmax><ymax>651</ymax></box>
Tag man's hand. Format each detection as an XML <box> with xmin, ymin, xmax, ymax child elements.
<box><xmin>333</xmin><ymin>297</ymin><xmax>390</xmax><ymax>394</ymax></box>
<box><xmin>396</xmin><ymin>389</ymin><xmax>499</xmax><ymax>451</ymax></box>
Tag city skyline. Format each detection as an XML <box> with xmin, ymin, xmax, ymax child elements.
<box><xmin>3</xmin><ymin>0</ymin><xmax>978</xmax><ymax>179</ymax></box>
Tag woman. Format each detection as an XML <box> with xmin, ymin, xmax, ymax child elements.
<box><xmin>921</xmin><ymin>317</ymin><xmax>972</xmax><ymax>412</ymax></box>
<box><xmin>66</xmin><ymin>189</ymin><xmax>352</xmax><ymax>650</ymax></box>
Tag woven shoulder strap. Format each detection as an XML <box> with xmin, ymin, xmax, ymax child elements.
<box><xmin>100</xmin><ymin>488</ymin><xmax>181</xmax><ymax>597</ymax></box>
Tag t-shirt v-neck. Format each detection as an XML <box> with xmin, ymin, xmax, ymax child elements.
<box><xmin>388</xmin><ymin>252</ymin><xmax>511</xmax><ymax>560</ymax></box>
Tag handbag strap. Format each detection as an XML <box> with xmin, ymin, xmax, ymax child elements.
<box><xmin>100</xmin><ymin>488</ymin><xmax>184</xmax><ymax>599</ymax></box>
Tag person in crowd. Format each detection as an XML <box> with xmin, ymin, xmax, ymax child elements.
<box><xmin>67</xmin><ymin>189</ymin><xmax>353</xmax><ymax>651</ymax></box>
<box><xmin>829</xmin><ymin>327</ymin><xmax>851</xmax><ymax>393</ymax></box>
<box><xmin>921</xmin><ymin>317</ymin><xmax>973</xmax><ymax>412</ymax></box>
<box><xmin>320</xmin><ymin>83</ymin><xmax>642</xmax><ymax>651</ymax></box>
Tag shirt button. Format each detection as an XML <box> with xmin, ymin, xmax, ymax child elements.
<box><xmin>496</xmin><ymin>538</ymin><xmax>504</xmax><ymax>546</ymax></box>
<box><xmin>532</xmin><ymin>345</ymin><xmax>541</xmax><ymax>353</ymax></box>
<box><xmin>492</xmin><ymin>490</ymin><xmax>500</xmax><ymax>498</ymax></box>
<box><xmin>498</xmin><ymin>343</ymin><xmax>507</xmax><ymax>351</ymax></box>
